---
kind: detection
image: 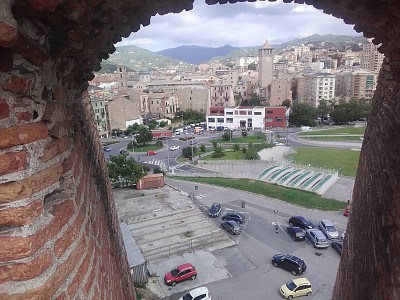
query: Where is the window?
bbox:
[208,118,215,122]
[254,112,262,115]
[226,118,233,123]
[266,110,273,114]
[275,117,283,122]
[226,111,233,115]
[217,118,224,123]
[266,118,273,122]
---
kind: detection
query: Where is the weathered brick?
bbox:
[49,121,72,138]
[40,138,70,162]
[16,111,32,121]
[0,234,87,300]
[0,199,74,262]
[25,0,62,12]
[0,199,43,226]
[0,122,48,150]
[62,149,77,173]
[1,75,31,95]
[54,292,67,300]
[0,100,10,119]
[68,238,95,296]
[0,250,52,284]
[0,22,18,47]
[0,151,27,176]
[15,34,47,67]
[0,163,63,204]
[54,201,86,257]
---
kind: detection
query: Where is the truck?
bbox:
[152,130,173,140]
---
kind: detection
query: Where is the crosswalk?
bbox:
[143,159,164,166]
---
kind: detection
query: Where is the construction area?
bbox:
[113,186,236,298]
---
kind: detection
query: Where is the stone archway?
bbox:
[0,0,399,299]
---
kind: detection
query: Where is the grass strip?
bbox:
[171,177,346,211]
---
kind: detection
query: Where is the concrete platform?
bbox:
[113,186,236,298]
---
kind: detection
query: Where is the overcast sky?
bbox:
[116,0,362,52]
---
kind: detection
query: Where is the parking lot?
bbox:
[114,182,347,299]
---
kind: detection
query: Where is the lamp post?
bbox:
[274,210,278,233]
[167,138,170,172]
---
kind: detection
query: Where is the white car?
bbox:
[179,287,211,300]
[319,219,339,240]
[274,142,285,146]
[170,145,181,151]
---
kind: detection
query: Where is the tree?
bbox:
[212,146,225,158]
[245,147,260,160]
[106,154,146,186]
[182,146,197,159]
[318,100,333,123]
[282,99,291,107]
[147,120,157,130]
[199,144,206,153]
[232,144,240,152]
[222,130,233,141]
[289,103,319,126]
[212,141,218,149]
[136,126,153,146]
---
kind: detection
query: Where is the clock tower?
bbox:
[258,40,274,101]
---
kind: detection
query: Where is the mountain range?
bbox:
[99,34,367,73]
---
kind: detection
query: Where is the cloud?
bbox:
[116,0,360,51]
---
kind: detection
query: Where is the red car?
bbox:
[164,263,197,286]
[147,150,157,156]
[343,205,352,217]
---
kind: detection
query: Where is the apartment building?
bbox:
[269,79,292,106]
[351,70,375,99]
[89,95,109,138]
[209,83,235,107]
[206,106,287,130]
[361,39,384,72]
[105,89,142,131]
[309,73,336,107]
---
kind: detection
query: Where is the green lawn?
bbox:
[131,144,163,153]
[172,177,346,211]
[200,150,246,160]
[210,136,266,144]
[288,148,360,177]
[298,126,366,136]
[305,136,364,141]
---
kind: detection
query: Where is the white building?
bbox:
[361,39,384,72]
[207,106,266,130]
[309,73,336,107]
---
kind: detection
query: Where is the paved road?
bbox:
[160,178,347,300]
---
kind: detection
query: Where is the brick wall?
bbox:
[0,0,400,299]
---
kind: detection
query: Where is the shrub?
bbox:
[155,140,163,147]
[200,144,206,152]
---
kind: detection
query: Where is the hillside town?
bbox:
[88,38,382,137]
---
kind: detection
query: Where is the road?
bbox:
[161,178,347,300]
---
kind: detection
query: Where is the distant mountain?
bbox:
[98,45,193,73]
[157,45,238,65]
[99,34,367,73]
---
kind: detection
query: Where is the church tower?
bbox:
[258,40,274,101]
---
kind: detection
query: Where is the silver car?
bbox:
[319,219,339,240]
[306,229,329,248]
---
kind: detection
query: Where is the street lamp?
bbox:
[274,210,278,234]
[167,138,170,172]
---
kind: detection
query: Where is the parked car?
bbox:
[306,229,329,248]
[272,254,307,275]
[164,263,197,286]
[221,212,245,224]
[287,226,306,241]
[147,150,157,156]
[208,203,222,217]
[189,140,197,145]
[331,241,343,256]
[274,142,285,146]
[280,277,312,299]
[170,145,181,151]
[119,149,129,155]
[343,205,352,217]
[179,286,211,300]
[221,220,242,235]
[289,216,314,230]
[103,146,111,152]
[319,219,339,240]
